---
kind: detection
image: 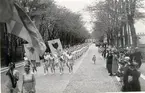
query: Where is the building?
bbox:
[137,32,145,62]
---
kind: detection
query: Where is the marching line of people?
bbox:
[4,44,89,93]
[99,44,143,92]
[42,45,89,75]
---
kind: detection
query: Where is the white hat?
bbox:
[125,56,130,60]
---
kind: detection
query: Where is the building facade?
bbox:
[137,32,145,62]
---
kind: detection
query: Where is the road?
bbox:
[1,44,145,93]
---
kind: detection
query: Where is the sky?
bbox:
[54,0,96,33]
[54,0,145,34]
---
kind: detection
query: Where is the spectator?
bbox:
[122,61,141,91]
[106,50,113,76]
[112,52,119,75]
[5,62,20,93]
[133,47,143,68]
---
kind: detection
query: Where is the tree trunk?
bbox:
[129,20,137,47]
[120,24,124,48]
[124,23,128,47]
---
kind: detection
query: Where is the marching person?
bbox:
[63,50,68,65]
[43,52,49,75]
[49,53,55,74]
[92,55,96,64]
[58,54,64,75]
[29,47,37,74]
[31,60,37,74]
[67,52,74,74]
[5,62,20,93]
[21,64,36,93]
[24,53,31,66]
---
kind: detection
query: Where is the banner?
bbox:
[48,39,63,55]
[24,44,40,62]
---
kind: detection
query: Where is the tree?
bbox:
[87,0,145,47]
[1,0,89,66]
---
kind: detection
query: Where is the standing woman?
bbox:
[106,50,113,76]
[21,64,36,93]
[5,62,20,93]
[112,52,119,75]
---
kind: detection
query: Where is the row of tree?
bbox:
[88,0,145,48]
[1,0,90,66]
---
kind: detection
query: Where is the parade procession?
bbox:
[0,0,145,93]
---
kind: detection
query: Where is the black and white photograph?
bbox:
[0,0,145,93]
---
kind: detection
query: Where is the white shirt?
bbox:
[44,54,50,60]
[24,57,28,61]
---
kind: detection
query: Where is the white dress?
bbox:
[22,72,36,93]
[67,55,74,66]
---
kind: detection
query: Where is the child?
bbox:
[92,55,96,64]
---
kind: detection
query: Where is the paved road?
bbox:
[1,44,145,93]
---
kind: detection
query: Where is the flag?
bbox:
[6,3,46,56]
[0,0,13,22]
[24,44,40,62]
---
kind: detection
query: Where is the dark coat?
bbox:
[122,67,141,91]
[106,53,113,73]
[107,53,113,64]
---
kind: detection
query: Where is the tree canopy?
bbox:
[1,0,90,66]
[87,0,145,47]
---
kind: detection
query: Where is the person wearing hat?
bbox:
[122,61,141,91]
[106,50,113,76]
[133,47,143,68]
[21,64,36,93]
[112,52,119,75]
[5,62,20,93]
